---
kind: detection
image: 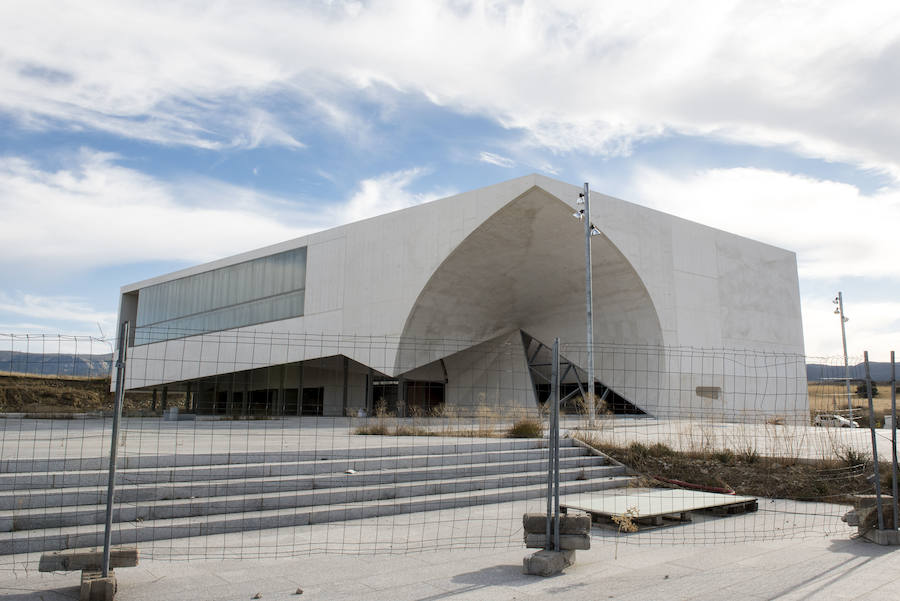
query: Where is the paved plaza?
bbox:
[0,415,891,463]
[3,512,898,601]
[2,417,898,600]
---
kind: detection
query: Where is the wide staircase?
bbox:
[1,437,634,555]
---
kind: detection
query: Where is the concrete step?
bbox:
[0,437,569,473]
[1,475,635,555]
[0,446,591,491]
[2,465,625,531]
[2,455,616,510]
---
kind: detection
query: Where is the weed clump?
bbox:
[712,449,735,465]
[648,443,675,457]
[507,417,544,439]
[354,423,391,435]
[837,445,870,468]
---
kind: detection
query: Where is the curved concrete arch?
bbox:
[397,185,664,374]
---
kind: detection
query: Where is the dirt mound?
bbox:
[0,373,113,413]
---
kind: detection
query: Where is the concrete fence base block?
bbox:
[80,569,116,601]
[523,550,575,577]
[863,529,900,546]
[524,533,591,550]
[522,512,591,535]
[844,495,899,544]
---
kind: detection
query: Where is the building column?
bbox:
[242,377,249,417]
[278,365,286,416]
[297,363,305,416]
[398,376,406,418]
[366,368,374,414]
[342,356,349,416]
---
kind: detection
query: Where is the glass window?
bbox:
[134,247,307,345]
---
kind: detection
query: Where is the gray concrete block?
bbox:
[863,529,900,545]
[523,549,575,576]
[80,569,116,601]
[524,533,591,550]
[522,512,591,535]
[39,547,138,572]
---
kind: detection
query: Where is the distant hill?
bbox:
[807,362,896,382]
[0,351,112,378]
[0,350,893,382]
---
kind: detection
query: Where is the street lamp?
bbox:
[833,292,852,421]
[573,183,602,427]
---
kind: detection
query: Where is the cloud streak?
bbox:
[479,152,516,168]
[1,1,899,176]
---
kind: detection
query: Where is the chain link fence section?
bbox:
[1,329,896,573]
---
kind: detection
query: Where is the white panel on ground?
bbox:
[562,488,757,519]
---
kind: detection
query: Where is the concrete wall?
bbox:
[118,174,808,422]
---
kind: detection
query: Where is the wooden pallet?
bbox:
[561,489,758,531]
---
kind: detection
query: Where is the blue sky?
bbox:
[0,0,898,359]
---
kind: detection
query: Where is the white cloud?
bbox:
[1,2,899,174]
[629,166,900,280]
[0,150,322,268]
[0,292,116,326]
[802,297,900,360]
[340,168,454,222]
[479,151,515,168]
[0,150,448,270]
[0,292,117,352]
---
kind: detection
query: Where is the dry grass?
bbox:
[354,403,546,438]
[574,432,887,503]
[506,417,544,438]
[0,373,112,413]
[0,372,185,415]
[808,382,896,414]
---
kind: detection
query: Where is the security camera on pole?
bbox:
[573,183,601,427]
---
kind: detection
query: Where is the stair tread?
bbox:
[6,465,625,520]
[1,455,607,498]
[0,446,587,485]
[1,475,636,542]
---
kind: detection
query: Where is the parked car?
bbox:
[814,414,859,428]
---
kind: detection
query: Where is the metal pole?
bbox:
[553,338,561,552]
[545,337,559,550]
[102,321,129,578]
[864,351,885,530]
[583,183,596,428]
[837,292,852,422]
[891,350,898,531]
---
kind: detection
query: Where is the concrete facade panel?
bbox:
[117,174,808,422]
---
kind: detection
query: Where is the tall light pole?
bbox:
[834,292,852,421]
[574,183,601,427]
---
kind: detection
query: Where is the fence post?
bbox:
[891,350,898,531]
[545,338,560,550]
[552,338,560,553]
[864,351,885,531]
[102,321,129,578]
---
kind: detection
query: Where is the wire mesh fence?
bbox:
[1,329,897,575]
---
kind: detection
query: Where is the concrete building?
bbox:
[115,174,808,421]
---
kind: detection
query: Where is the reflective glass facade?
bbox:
[135,247,307,344]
